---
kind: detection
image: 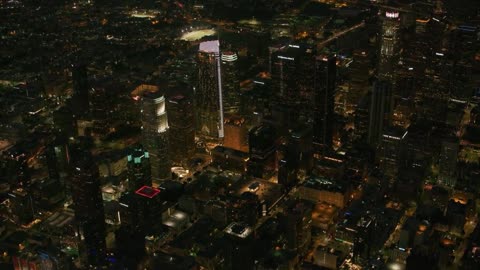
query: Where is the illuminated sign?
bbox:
[278,56,295,61]
[385,12,399,19]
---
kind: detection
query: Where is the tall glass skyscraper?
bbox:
[141,91,171,181]
[368,80,394,145]
[313,55,336,149]
[127,145,151,192]
[70,62,90,116]
[378,11,401,80]
[167,95,195,165]
[70,147,106,267]
[195,40,224,139]
[221,51,240,114]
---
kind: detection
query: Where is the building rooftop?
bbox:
[303,176,347,193]
[135,186,161,199]
[224,222,253,239]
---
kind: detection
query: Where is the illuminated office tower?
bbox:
[438,137,459,188]
[221,51,240,113]
[313,55,336,149]
[141,91,171,181]
[70,148,106,267]
[195,40,224,139]
[377,127,407,182]
[368,80,394,145]
[223,115,248,152]
[167,95,195,165]
[70,62,90,116]
[378,11,401,80]
[127,146,151,193]
[270,44,316,131]
[271,44,316,102]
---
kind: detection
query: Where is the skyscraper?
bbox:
[223,222,255,270]
[134,185,163,232]
[141,91,171,181]
[127,146,151,193]
[8,188,34,225]
[70,62,90,116]
[195,40,224,139]
[284,200,312,255]
[271,44,316,102]
[223,115,248,152]
[438,137,459,187]
[378,11,401,80]
[45,144,60,180]
[378,127,407,183]
[269,44,316,131]
[313,55,336,149]
[70,148,106,267]
[247,124,277,179]
[221,51,240,114]
[167,95,195,165]
[368,80,394,145]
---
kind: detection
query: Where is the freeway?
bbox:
[317,21,366,49]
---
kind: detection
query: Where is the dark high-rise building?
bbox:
[378,11,401,80]
[368,80,394,145]
[354,93,371,141]
[240,74,273,125]
[378,127,407,182]
[115,225,145,269]
[127,146,151,193]
[278,125,313,187]
[283,200,312,255]
[271,44,316,102]
[352,216,376,264]
[141,91,171,181]
[270,44,316,130]
[70,63,90,116]
[45,144,60,180]
[53,106,76,138]
[278,158,296,188]
[223,222,255,270]
[117,192,147,269]
[221,51,240,114]
[195,40,224,139]
[8,188,34,225]
[89,84,114,134]
[313,55,336,149]
[70,148,106,267]
[134,185,163,232]
[247,124,276,179]
[167,95,195,165]
[438,137,459,188]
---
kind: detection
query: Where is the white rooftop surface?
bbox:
[180,29,216,41]
[199,40,220,53]
[163,210,189,229]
